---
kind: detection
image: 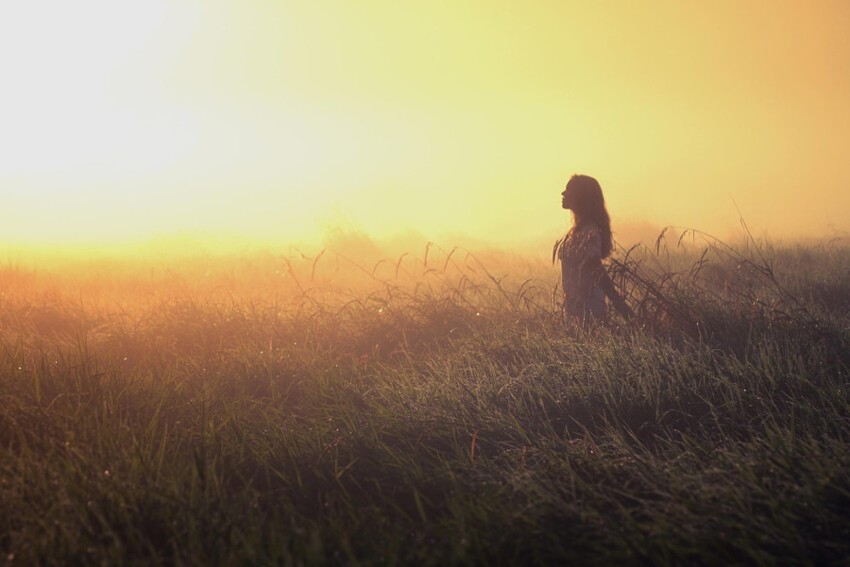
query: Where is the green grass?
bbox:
[1,241,849,565]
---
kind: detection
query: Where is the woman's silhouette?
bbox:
[556,174,632,322]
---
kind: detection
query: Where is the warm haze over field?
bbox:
[3,4,850,564]
[1,1,849,253]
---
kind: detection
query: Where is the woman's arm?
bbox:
[585,258,634,321]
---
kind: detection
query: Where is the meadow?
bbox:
[1,232,849,565]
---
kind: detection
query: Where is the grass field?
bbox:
[1,235,849,565]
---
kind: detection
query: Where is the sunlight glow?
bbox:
[1,1,849,251]
[0,1,191,175]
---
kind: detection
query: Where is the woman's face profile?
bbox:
[561,185,574,210]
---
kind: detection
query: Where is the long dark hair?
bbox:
[566,174,613,258]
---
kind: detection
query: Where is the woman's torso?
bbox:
[560,223,606,317]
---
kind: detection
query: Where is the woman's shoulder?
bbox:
[570,222,601,241]
[566,223,602,257]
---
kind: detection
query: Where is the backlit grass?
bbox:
[1,239,849,565]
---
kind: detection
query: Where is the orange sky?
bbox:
[1,1,849,252]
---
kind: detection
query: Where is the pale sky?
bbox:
[1,0,849,251]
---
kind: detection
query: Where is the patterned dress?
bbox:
[559,223,606,318]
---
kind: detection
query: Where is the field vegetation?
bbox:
[1,231,849,565]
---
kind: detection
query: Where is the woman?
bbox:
[556,174,631,322]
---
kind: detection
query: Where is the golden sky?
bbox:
[1,0,849,250]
